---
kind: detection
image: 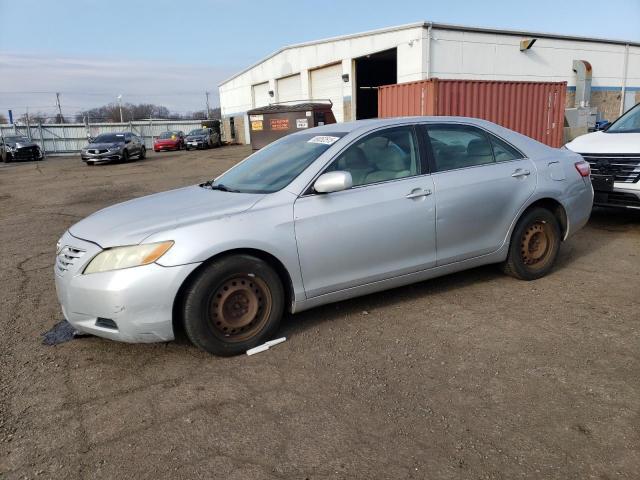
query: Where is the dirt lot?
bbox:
[0,146,639,479]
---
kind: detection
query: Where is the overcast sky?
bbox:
[1,0,639,119]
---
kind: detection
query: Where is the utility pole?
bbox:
[55,92,64,123]
[117,94,123,123]
[205,91,211,119]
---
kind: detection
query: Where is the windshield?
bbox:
[4,136,29,143]
[607,103,640,133]
[210,132,346,193]
[93,133,125,143]
[188,129,206,136]
[159,131,178,139]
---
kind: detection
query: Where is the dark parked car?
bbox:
[185,128,221,150]
[153,130,185,152]
[81,132,146,165]
[1,135,44,162]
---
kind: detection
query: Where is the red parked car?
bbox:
[153,131,185,152]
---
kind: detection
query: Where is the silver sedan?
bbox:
[55,117,594,355]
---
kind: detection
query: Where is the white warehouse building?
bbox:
[218,21,640,144]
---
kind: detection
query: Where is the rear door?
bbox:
[420,123,536,265]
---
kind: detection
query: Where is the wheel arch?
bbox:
[517,197,568,239]
[171,248,295,339]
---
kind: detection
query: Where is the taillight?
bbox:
[575,161,590,177]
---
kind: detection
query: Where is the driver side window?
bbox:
[325,127,420,187]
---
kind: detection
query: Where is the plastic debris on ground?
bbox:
[246,337,286,356]
[41,320,88,345]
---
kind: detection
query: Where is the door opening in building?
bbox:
[355,48,397,120]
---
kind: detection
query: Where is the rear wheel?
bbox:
[182,255,284,356]
[501,207,561,280]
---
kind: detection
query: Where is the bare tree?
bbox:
[76,102,181,122]
[18,112,47,124]
[50,113,67,124]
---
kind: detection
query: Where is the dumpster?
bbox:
[247,101,336,150]
[378,79,566,147]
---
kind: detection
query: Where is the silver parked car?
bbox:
[55,117,593,356]
[81,132,146,165]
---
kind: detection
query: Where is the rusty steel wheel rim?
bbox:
[209,275,272,342]
[520,221,554,269]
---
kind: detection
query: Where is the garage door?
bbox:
[310,63,344,122]
[276,74,302,104]
[252,82,270,108]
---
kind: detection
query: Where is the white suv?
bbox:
[565,103,640,210]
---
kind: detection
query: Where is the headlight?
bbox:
[109,146,122,152]
[5,145,14,152]
[84,241,174,274]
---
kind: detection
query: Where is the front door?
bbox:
[294,126,436,298]
[421,123,536,265]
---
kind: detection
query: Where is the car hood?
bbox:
[69,185,265,248]
[8,140,38,148]
[186,135,205,140]
[86,142,123,150]
[155,138,179,143]
[565,131,640,154]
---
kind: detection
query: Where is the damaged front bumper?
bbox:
[54,231,201,343]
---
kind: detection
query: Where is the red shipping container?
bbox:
[378,79,566,147]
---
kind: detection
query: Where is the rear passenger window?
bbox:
[326,127,420,187]
[489,135,523,162]
[426,125,494,172]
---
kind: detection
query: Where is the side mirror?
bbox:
[314,171,353,194]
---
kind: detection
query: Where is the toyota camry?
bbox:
[55,117,593,356]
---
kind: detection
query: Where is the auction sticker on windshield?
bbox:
[308,136,340,145]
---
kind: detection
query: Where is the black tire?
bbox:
[501,207,561,280]
[182,255,284,356]
[2,152,10,163]
[121,149,129,162]
[139,146,146,159]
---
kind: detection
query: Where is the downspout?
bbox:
[619,43,629,116]
[425,22,432,80]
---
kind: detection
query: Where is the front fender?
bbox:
[144,191,306,302]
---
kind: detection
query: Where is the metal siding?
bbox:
[378,79,567,147]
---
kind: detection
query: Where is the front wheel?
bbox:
[121,149,129,162]
[501,207,561,280]
[182,255,285,356]
[139,146,146,159]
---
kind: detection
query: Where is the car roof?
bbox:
[306,116,500,135]
[300,115,551,157]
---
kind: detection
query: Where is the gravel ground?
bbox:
[0,146,639,479]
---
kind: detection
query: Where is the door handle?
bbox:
[405,188,432,199]
[511,169,531,178]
